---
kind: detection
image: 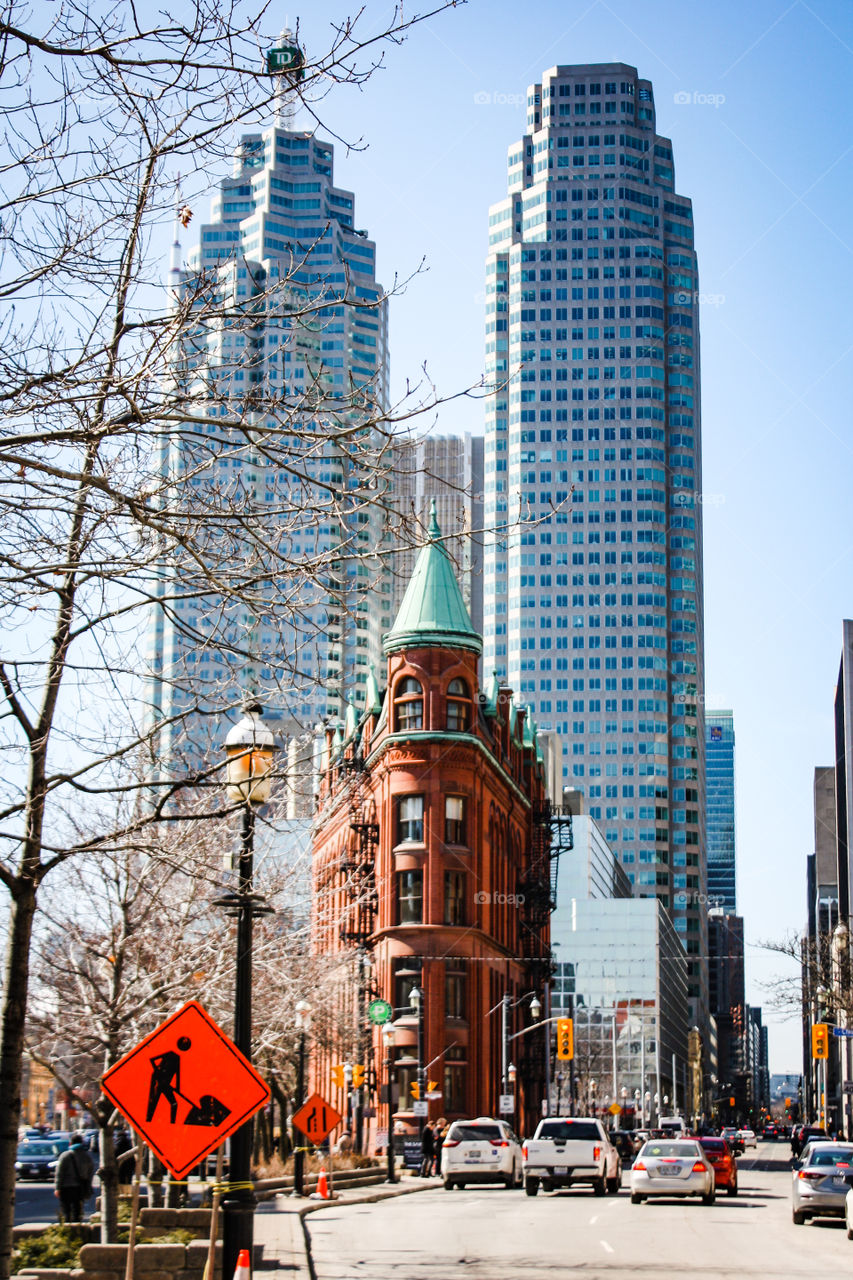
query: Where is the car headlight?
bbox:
[48,1161,58,1170]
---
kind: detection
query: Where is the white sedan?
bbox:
[738,1128,757,1149]
[630,1139,715,1205]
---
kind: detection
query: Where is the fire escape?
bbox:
[517,802,573,1104]
[337,748,379,947]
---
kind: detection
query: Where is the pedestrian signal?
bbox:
[411,1082,419,1099]
[812,1023,829,1059]
[330,1065,346,1089]
[556,1018,574,1061]
[351,1064,366,1088]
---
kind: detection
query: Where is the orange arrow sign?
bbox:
[101,1001,270,1180]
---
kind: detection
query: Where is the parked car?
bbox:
[441,1118,522,1190]
[698,1137,738,1195]
[630,1138,715,1205]
[522,1117,621,1197]
[15,1140,63,1181]
[792,1142,853,1225]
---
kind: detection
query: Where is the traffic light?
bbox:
[410,1082,420,1099]
[331,1064,346,1089]
[729,1096,735,1107]
[351,1063,366,1089]
[556,1017,574,1061]
[812,1023,829,1059]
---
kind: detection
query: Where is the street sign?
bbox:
[833,1027,853,1038]
[101,1001,270,1181]
[413,1099,429,1117]
[368,999,393,1025]
[499,1093,515,1115]
[844,1082,853,1094]
[292,1092,343,1146]
[425,1091,442,1101]
[608,1103,622,1116]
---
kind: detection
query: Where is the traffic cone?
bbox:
[232,1248,251,1280]
[316,1167,330,1199]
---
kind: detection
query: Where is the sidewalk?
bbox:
[254,1175,436,1276]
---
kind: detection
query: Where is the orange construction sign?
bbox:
[101,1001,270,1180]
[292,1092,342,1146]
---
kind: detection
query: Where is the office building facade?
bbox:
[705,710,736,912]
[148,123,389,766]
[482,62,706,1016]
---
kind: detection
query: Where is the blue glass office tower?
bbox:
[483,63,707,1017]
[148,124,389,766]
[706,710,736,913]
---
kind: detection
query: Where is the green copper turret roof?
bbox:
[383,502,482,656]
[363,664,383,717]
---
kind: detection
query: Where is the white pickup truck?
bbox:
[522,1117,622,1197]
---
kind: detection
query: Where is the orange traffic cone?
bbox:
[233,1249,251,1280]
[316,1167,330,1199]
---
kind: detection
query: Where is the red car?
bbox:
[698,1136,738,1195]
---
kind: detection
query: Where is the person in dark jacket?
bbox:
[419,1122,435,1178]
[433,1119,447,1177]
[54,1133,95,1223]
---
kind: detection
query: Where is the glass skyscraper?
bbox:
[483,62,706,1015]
[148,123,390,765]
[706,710,736,913]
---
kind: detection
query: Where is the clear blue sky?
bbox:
[291,0,853,1072]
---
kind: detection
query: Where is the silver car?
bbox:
[630,1139,715,1205]
[792,1143,853,1225]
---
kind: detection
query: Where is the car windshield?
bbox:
[538,1121,600,1142]
[700,1139,726,1152]
[450,1124,503,1143]
[17,1142,57,1157]
[807,1147,853,1167]
[641,1141,700,1158]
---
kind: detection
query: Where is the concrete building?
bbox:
[708,910,749,1122]
[311,507,551,1143]
[391,433,484,635]
[551,815,689,1124]
[147,122,389,766]
[481,61,707,1025]
[834,621,853,919]
[705,711,736,913]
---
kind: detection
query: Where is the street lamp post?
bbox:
[498,991,541,1113]
[293,1000,312,1197]
[219,702,275,1280]
[410,986,424,1138]
[383,1024,397,1184]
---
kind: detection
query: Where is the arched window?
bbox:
[446,677,470,732]
[394,676,423,731]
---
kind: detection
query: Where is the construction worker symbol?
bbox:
[146,1036,231,1127]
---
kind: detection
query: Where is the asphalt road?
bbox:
[305,1142,853,1279]
[14,1181,97,1226]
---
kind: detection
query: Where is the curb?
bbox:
[255,1180,435,1278]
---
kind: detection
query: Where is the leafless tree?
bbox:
[0,1,465,1272]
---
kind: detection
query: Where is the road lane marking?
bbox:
[600,1240,614,1254]
[589,1214,599,1224]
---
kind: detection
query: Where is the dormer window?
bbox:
[395,676,423,731]
[446,678,470,732]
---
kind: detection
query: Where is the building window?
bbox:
[446,677,470,731]
[444,795,466,845]
[394,1045,418,1106]
[393,958,421,1013]
[394,676,423,730]
[444,1044,467,1112]
[397,795,424,844]
[396,869,423,924]
[444,871,466,925]
[445,960,467,1017]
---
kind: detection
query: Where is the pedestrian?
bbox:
[419,1121,435,1178]
[433,1119,447,1177]
[54,1133,95,1224]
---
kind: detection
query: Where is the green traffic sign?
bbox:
[368,999,392,1025]
[266,45,305,78]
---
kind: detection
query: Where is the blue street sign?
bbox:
[832,1027,853,1038]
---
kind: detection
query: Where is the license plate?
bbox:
[465,1152,481,1161]
[657,1165,680,1176]
[833,1176,848,1187]
[554,1165,568,1175]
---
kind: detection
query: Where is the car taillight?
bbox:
[495,1141,509,1147]
[443,1140,460,1148]
[692,1162,706,1173]
[633,1161,646,1171]
[593,1146,600,1160]
[798,1170,823,1180]
[522,1144,528,1159]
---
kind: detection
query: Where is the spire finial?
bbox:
[428,498,440,540]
